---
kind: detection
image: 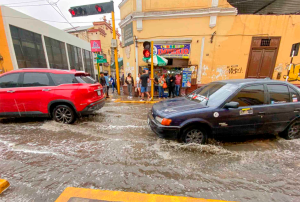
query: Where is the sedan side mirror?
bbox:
[224,101,239,109]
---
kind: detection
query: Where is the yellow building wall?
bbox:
[142,0,231,12]
[0,7,14,74]
[129,14,300,84]
[120,0,136,20]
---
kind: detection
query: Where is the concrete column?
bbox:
[65,43,71,70]
[41,35,50,69]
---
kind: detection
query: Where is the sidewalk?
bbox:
[106,89,161,104]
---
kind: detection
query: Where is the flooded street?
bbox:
[1,101,300,202]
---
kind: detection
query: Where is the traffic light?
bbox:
[68,2,114,17]
[143,41,151,59]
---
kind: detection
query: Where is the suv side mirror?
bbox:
[224,101,239,109]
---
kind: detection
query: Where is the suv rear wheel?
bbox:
[182,126,207,144]
[280,121,300,140]
[53,105,76,124]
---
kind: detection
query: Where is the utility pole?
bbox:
[111,11,120,95]
[151,41,154,101]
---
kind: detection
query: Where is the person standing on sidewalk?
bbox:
[175,73,182,96]
[125,73,134,99]
[136,73,141,97]
[100,72,107,95]
[168,74,176,98]
[110,75,115,94]
[158,74,166,99]
[139,70,151,101]
[104,73,110,98]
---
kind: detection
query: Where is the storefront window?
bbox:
[83,50,95,78]
[44,36,68,70]
[67,44,83,71]
[10,25,47,68]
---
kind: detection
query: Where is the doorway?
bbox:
[246,37,281,79]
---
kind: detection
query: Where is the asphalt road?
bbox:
[0,100,300,202]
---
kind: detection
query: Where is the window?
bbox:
[67,44,83,71]
[187,83,239,107]
[10,25,47,68]
[289,87,300,103]
[83,50,95,78]
[23,73,50,87]
[50,74,77,85]
[76,75,95,84]
[44,36,68,70]
[231,85,265,106]
[0,73,20,88]
[268,85,290,104]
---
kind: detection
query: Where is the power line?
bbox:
[1,0,45,6]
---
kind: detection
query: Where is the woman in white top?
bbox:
[136,73,141,97]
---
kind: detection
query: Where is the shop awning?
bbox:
[143,55,168,66]
[111,58,123,69]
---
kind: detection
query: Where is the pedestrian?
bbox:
[125,73,134,99]
[139,70,151,101]
[136,73,141,97]
[175,73,182,96]
[154,73,159,96]
[100,72,106,95]
[110,75,115,93]
[158,74,166,99]
[168,74,176,98]
[104,73,110,98]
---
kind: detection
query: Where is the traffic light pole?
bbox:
[151,41,154,101]
[112,11,120,95]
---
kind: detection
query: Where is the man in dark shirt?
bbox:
[100,72,107,96]
[168,74,176,98]
[139,70,151,101]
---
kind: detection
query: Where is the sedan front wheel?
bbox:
[182,126,207,144]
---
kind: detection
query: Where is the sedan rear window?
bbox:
[187,83,238,107]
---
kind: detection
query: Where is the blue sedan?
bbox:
[148,79,300,144]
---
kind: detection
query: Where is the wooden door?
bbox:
[246,37,280,79]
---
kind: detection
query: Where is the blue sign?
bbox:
[182,70,192,88]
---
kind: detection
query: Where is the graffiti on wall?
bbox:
[273,63,300,82]
[202,64,243,82]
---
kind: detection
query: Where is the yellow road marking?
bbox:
[0,179,10,194]
[55,188,233,202]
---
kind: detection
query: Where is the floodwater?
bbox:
[0,101,300,202]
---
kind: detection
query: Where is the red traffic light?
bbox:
[143,50,151,58]
[69,9,76,16]
[95,5,102,12]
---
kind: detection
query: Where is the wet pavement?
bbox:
[0,100,300,202]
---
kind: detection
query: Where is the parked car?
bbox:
[148,79,300,144]
[0,69,105,124]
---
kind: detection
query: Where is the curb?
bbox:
[114,99,159,104]
[55,187,232,202]
[0,179,10,194]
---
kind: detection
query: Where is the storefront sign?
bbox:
[90,40,101,52]
[153,44,190,59]
[182,69,192,87]
[123,22,134,47]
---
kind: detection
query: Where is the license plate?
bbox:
[97,91,101,96]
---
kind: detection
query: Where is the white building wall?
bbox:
[1,6,91,70]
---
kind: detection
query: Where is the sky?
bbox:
[0,0,123,30]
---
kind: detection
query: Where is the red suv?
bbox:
[0,69,105,124]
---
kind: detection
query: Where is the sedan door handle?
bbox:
[258,112,265,115]
[42,89,51,92]
[7,90,15,93]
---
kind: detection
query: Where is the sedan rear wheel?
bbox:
[53,105,76,124]
[183,126,207,144]
[282,121,300,140]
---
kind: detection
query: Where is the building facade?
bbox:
[0,6,95,77]
[66,16,123,76]
[119,0,300,93]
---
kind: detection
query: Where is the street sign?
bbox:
[69,1,114,17]
[96,54,104,59]
[91,40,101,52]
[97,59,107,63]
[290,43,300,57]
